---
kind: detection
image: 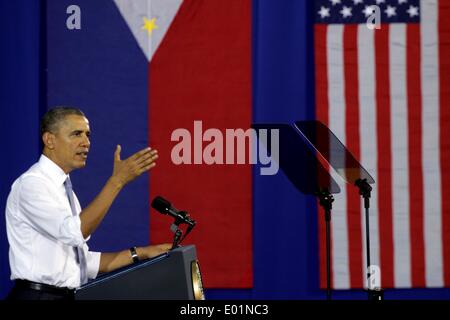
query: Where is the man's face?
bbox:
[46,115,91,174]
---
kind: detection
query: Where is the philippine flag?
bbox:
[46,0,252,288]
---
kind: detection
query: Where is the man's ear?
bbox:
[42,132,55,150]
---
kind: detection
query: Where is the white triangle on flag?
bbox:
[113,0,183,62]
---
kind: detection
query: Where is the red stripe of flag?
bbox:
[314,24,332,289]
[374,25,394,288]
[149,0,253,287]
[406,23,425,287]
[438,0,450,286]
[343,24,363,288]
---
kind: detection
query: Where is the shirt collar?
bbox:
[38,154,70,187]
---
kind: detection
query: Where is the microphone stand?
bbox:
[354,178,383,300]
[315,188,334,301]
[170,220,183,249]
[169,212,196,249]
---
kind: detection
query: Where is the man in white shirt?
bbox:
[5,107,171,300]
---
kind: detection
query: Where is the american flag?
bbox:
[314,0,450,289]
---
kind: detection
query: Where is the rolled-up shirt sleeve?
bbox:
[18,175,86,247]
[86,248,101,280]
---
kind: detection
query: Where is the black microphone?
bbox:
[151,196,196,227]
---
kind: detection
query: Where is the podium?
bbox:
[75,245,204,300]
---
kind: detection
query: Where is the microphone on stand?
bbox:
[151,196,197,249]
[151,196,196,227]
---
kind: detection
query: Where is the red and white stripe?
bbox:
[315,0,450,289]
[327,24,351,289]
[422,0,443,287]
[358,24,381,289]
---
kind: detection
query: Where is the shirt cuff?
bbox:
[86,251,101,280]
[59,215,87,247]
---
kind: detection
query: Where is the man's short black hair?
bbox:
[40,107,85,137]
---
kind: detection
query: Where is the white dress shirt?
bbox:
[6,155,101,288]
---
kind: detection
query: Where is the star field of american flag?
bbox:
[315,0,420,24]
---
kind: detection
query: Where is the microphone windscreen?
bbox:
[151,196,171,214]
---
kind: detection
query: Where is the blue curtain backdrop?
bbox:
[0,0,44,297]
[1,0,450,300]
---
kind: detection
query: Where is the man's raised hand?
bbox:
[111,145,158,187]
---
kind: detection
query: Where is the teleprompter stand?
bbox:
[295,120,382,300]
[252,123,341,300]
[316,189,334,300]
